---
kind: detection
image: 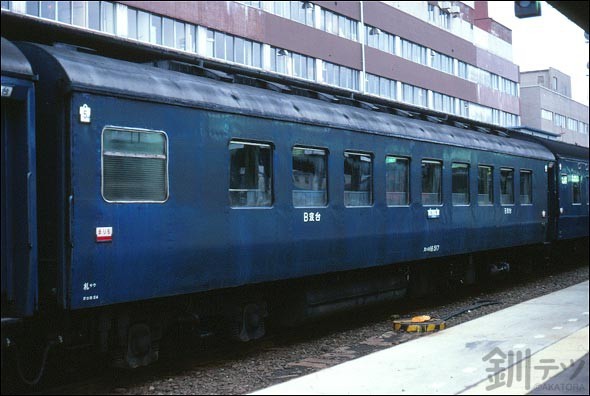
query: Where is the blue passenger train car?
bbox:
[1,37,587,377]
[17,41,555,309]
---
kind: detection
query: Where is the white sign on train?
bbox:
[96,226,112,242]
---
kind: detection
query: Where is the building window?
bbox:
[319,8,358,41]
[402,83,427,107]
[292,147,328,207]
[567,118,578,131]
[552,76,558,91]
[175,21,186,51]
[457,61,467,79]
[431,50,453,74]
[207,29,262,68]
[102,127,168,203]
[71,1,86,27]
[162,17,174,47]
[365,74,396,100]
[520,170,532,205]
[401,39,427,65]
[289,1,314,26]
[254,1,314,27]
[229,141,273,207]
[554,113,566,128]
[452,163,470,205]
[433,91,455,114]
[541,109,553,121]
[422,160,442,205]
[270,47,315,80]
[478,165,493,205]
[294,51,311,78]
[57,1,71,23]
[428,4,450,29]
[500,168,515,205]
[40,1,56,19]
[386,156,410,206]
[344,152,373,207]
[87,1,100,30]
[322,61,359,90]
[491,74,500,90]
[126,7,137,39]
[270,46,287,74]
[149,14,162,44]
[459,99,469,118]
[365,25,395,54]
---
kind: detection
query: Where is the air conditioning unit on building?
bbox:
[439,1,452,11]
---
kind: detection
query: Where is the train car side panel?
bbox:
[1,38,38,318]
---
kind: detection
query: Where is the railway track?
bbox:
[3,259,588,395]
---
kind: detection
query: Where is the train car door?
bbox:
[1,37,38,318]
[546,161,557,242]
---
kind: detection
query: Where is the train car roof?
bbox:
[509,131,589,163]
[1,37,34,80]
[19,41,555,162]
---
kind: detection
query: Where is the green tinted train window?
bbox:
[422,160,442,205]
[292,147,327,207]
[478,165,493,205]
[500,168,515,205]
[344,152,373,207]
[452,163,470,205]
[520,170,532,204]
[386,156,410,206]
[229,141,273,207]
[102,127,168,202]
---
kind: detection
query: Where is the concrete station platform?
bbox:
[252,281,589,395]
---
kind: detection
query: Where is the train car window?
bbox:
[102,127,168,203]
[500,168,515,205]
[421,160,442,205]
[386,156,410,206]
[452,163,470,205]
[292,147,328,208]
[229,141,273,207]
[520,170,533,205]
[344,152,373,207]
[478,165,494,205]
[572,175,581,205]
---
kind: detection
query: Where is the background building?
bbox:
[520,67,589,147]
[2,1,521,127]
